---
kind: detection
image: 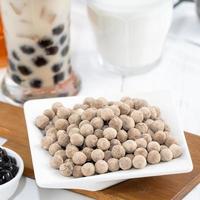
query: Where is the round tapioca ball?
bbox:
[70,133,84,147]
[120,115,135,131]
[135,138,147,148]
[135,123,148,134]
[104,150,112,161]
[131,110,144,123]
[128,128,141,140]
[66,144,79,158]
[134,148,148,158]
[126,154,134,160]
[50,155,63,169]
[147,141,160,152]
[100,108,114,121]
[35,115,49,129]
[81,108,97,121]
[153,131,166,144]
[72,152,87,165]
[94,129,104,138]
[57,107,72,119]
[83,97,95,107]
[73,103,83,110]
[118,103,131,115]
[91,117,104,129]
[55,119,69,130]
[43,109,55,120]
[52,116,59,125]
[59,161,74,177]
[44,123,54,132]
[160,148,173,161]
[150,120,165,132]
[49,142,62,156]
[56,130,66,138]
[169,144,183,158]
[139,107,151,120]
[109,116,123,131]
[96,109,102,117]
[82,147,93,161]
[68,127,80,137]
[80,124,94,137]
[147,150,161,164]
[103,127,117,140]
[79,120,90,128]
[68,113,81,125]
[67,124,78,133]
[46,128,57,142]
[94,97,108,108]
[72,108,84,117]
[52,102,63,113]
[160,145,168,151]
[91,149,104,162]
[73,166,83,178]
[85,135,98,148]
[81,163,95,177]
[116,130,127,143]
[95,160,108,174]
[122,140,137,153]
[165,135,178,147]
[107,158,119,172]
[132,155,147,169]
[143,134,152,144]
[109,105,120,116]
[121,97,134,108]
[147,129,154,137]
[145,119,154,128]
[58,132,70,147]
[110,139,121,150]
[111,144,125,159]
[149,106,159,120]
[97,138,110,151]
[133,99,148,110]
[41,136,54,150]
[119,157,132,170]
[55,150,67,160]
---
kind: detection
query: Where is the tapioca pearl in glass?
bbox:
[11,74,22,84]
[20,45,35,55]
[9,59,16,71]
[61,45,69,57]
[60,34,67,45]
[53,72,65,84]
[52,63,63,73]
[30,79,43,88]
[52,24,65,35]
[33,56,48,67]
[45,46,59,55]
[18,65,32,76]
[38,37,54,48]
[12,51,20,61]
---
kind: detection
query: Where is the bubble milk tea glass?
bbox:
[87,0,173,75]
[0,0,80,103]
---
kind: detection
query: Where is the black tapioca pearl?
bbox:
[20,45,35,54]
[18,65,32,76]
[68,65,72,74]
[60,34,67,45]
[52,24,64,35]
[38,38,53,48]
[52,63,63,73]
[11,74,22,84]
[9,59,16,71]
[53,72,65,84]
[30,79,42,88]
[33,56,48,67]
[61,45,69,57]
[12,51,20,61]
[45,46,58,55]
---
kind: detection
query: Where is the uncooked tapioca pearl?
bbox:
[81,163,95,177]
[119,157,132,170]
[145,119,154,128]
[70,133,84,147]
[94,129,104,138]
[100,108,114,121]
[83,97,95,107]
[82,147,93,161]
[147,129,154,137]
[50,155,63,169]
[131,110,144,123]
[149,106,159,120]
[109,117,123,131]
[143,134,152,143]
[68,127,80,137]
[118,103,131,115]
[103,128,117,140]
[49,142,62,156]
[110,139,121,150]
[107,158,119,172]
[81,108,97,121]
[57,107,72,119]
[122,140,137,153]
[153,131,166,144]
[150,120,165,132]
[46,128,57,141]
[136,138,147,148]
[79,120,90,128]
[134,148,148,158]
[72,152,87,165]
[109,105,120,116]
[160,145,168,151]
[55,150,67,160]
[126,154,134,160]
[58,132,70,147]
[117,130,128,143]
[97,138,110,151]
[73,166,83,178]
[56,130,66,138]
[147,141,160,152]
[44,124,54,132]
[111,145,125,159]
[133,99,148,110]
[104,150,112,161]
[132,155,147,169]
[160,148,173,161]
[41,136,54,150]
[67,124,78,133]
[66,144,79,158]
[139,107,151,120]
[43,109,55,120]
[52,116,59,125]
[35,115,49,129]
[90,117,104,129]
[94,97,108,108]
[147,150,161,164]
[165,136,177,147]
[121,97,134,108]
[55,119,69,130]
[135,123,148,134]
[68,113,81,125]
[80,124,94,137]
[95,160,108,174]
[73,103,89,110]
[91,149,105,162]
[120,115,135,130]
[128,128,141,140]
[169,144,183,158]
[74,109,85,116]
[85,135,98,148]
[59,162,74,177]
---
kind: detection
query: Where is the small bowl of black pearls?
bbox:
[0,147,24,200]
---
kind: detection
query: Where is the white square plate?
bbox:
[24,91,193,191]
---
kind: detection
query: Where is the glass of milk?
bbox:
[87,0,173,75]
[0,0,80,103]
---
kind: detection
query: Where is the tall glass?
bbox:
[0,0,80,103]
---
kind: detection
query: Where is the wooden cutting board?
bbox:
[0,102,200,200]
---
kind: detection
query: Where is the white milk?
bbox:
[88,0,173,74]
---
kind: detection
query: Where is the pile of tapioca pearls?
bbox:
[35,97,183,178]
